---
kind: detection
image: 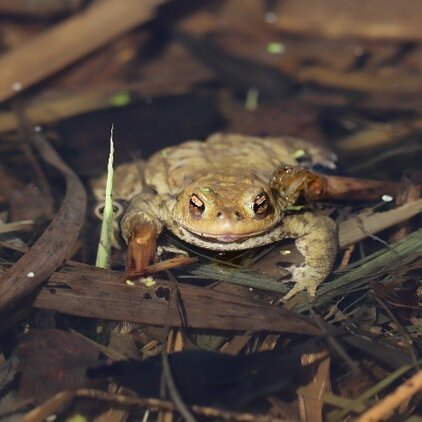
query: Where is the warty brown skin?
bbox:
[118,133,338,300]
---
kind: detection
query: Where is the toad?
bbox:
[112,133,339,300]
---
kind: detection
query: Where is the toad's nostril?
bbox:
[216,210,243,220]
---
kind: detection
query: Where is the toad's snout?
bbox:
[215,207,244,221]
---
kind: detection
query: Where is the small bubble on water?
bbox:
[12,82,22,92]
[382,194,394,202]
[265,12,278,23]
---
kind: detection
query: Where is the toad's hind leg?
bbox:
[281,212,337,301]
[120,191,164,274]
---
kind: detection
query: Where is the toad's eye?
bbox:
[253,192,269,215]
[189,193,205,218]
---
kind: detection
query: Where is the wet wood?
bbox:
[335,120,422,155]
[274,0,422,41]
[33,262,320,336]
[338,198,422,248]
[0,0,166,103]
[322,176,400,201]
[0,0,84,18]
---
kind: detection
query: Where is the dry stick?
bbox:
[0,0,166,103]
[357,369,422,422]
[0,132,86,311]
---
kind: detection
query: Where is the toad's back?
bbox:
[145,133,331,196]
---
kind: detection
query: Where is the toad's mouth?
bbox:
[179,224,270,243]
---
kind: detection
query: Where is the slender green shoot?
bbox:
[95,126,115,269]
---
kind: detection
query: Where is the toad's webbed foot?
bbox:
[121,191,164,274]
[281,212,337,301]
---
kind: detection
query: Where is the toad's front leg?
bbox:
[271,165,399,203]
[120,191,164,274]
[280,212,338,301]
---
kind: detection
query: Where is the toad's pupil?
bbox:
[254,193,269,214]
[190,194,205,215]
[256,196,266,206]
[191,195,203,207]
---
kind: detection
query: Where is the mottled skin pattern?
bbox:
[116,133,338,300]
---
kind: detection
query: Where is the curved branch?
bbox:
[0,133,86,311]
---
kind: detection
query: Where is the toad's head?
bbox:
[172,175,282,243]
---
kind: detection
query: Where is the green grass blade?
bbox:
[95,126,115,269]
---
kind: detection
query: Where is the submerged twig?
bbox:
[328,361,421,421]
[0,219,33,234]
[22,389,287,422]
[357,369,422,421]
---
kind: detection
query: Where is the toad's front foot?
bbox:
[270,165,327,206]
[126,221,158,274]
[281,212,338,301]
[121,191,164,275]
[271,165,400,203]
